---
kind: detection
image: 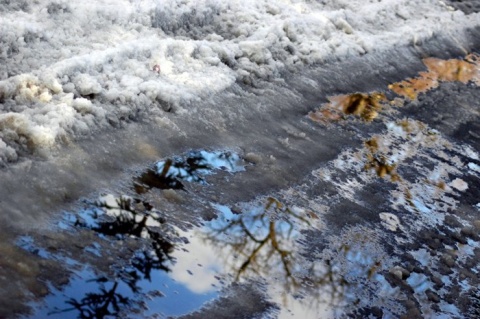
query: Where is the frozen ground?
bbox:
[0,1,480,319]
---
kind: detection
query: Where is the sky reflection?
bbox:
[24,193,218,319]
[134,150,246,194]
[170,198,403,318]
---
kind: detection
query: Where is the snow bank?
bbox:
[0,0,478,165]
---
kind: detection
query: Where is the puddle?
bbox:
[22,193,220,319]
[171,199,403,318]
[15,149,250,319]
[19,194,405,318]
[133,150,246,194]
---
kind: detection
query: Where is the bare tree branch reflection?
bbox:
[309,92,386,123]
[203,198,312,289]
[201,199,399,314]
[49,277,131,319]
[76,195,175,281]
[133,150,244,194]
[47,195,181,318]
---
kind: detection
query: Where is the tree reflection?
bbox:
[49,277,130,319]
[201,199,397,314]
[76,195,174,281]
[67,195,175,316]
[204,198,311,284]
[48,195,178,318]
[133,150,244,194]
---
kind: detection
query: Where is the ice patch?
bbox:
[410,248,433,267]
[379,212,402,232]
[407,272,431,293]
[468,162,480,173]
[98,193,121,208]
[450,178,468,191]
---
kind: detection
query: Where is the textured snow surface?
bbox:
[0,0,479,165]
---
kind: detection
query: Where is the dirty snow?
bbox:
[1,0,479,165]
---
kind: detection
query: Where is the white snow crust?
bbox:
[0,0,478,164]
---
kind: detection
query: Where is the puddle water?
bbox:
[171,199,403,318]
[22,193,219,319]
[133,150,246,194]
[18,194,405,318]
[18,150,248,319]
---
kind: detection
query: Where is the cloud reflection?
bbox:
[196,198,401,317]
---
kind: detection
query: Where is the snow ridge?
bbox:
[0,0,478,165]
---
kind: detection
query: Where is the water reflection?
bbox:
[309,54,480,126]
[388,53,480,99]
[18,150,247,318]
[30,260,216,319]
[204,198,312,283]
[197,199,400,317]
[74,195,175,284]
[24,193,219,319]
[309,92,386,123]
[133,150,245,194]
[48,275,132,319]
